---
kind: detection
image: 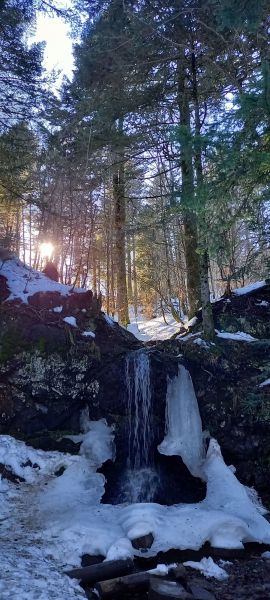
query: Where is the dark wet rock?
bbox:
[54,466,66,477]
[0,463,25,483]
[21,459,40,469]
[132,533,154,550]
[149,577,193,599]
[188,583,216,600]
[170,564,187,582]
[81,554,105,567]
[178,279,270,340]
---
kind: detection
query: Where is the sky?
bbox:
[33,10,75,84]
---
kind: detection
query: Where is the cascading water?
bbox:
[121,349,159,503]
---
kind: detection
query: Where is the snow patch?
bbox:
[216,330,257,342]
[82,330,95,338]
[127,314,181,342]
[259,379,270,388]
[183,557,229,580]
[232,280,266,296]
[52,305,63,313]
[63,316,77,327]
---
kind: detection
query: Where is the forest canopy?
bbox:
[0,0,269,337]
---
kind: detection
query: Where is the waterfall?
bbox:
[122,349,159,503]
[158,364,205,479]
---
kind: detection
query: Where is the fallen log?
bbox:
[65,558,134,585]
[94,570,151,598]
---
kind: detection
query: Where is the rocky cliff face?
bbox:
[154,281,270,502]
[1,257,270,503]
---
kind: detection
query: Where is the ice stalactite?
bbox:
[158,364,205,478]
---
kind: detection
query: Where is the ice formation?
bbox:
[158,364,205,478]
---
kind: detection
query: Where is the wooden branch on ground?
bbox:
[94,570,151,598]
[65,558,134,585]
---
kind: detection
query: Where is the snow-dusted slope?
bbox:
[127,315,181,341]
[0,257,85,303]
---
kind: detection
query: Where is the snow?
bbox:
[1,431,270,598]
[127,314,180,342]
[53,305,63,313]
[216,330,257,342]
[262,551,270,559]
[1,372,270,596]
[82,330,95,338]
[103,313,116,326]
[187,316,198,328]
[183,557,229,580]
[259,379,270,388]
[63,316,78,327]
[158,365,205,478]
[232,280,266,296]
[148,563,177,576]
[0,257,85,303]
[193,337,213,349]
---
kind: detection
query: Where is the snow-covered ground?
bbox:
[1,424,270,599]
[127,314,181,341]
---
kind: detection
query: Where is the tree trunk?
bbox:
[177,54,200,318]
[113,148,129,326]
[191,48,215,340]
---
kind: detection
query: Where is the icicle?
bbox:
[158,364,205,478]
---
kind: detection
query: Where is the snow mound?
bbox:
[0,257,85,304]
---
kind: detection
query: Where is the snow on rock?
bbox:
[79,418,115,467]
[148,563,177,576]
[202,439,270,547]
[193,337,213,349]
[262,551,270,559]
[259,379,270,388]
[0,257,85,304]
[216,330,257,342]
[158,365,205,478]
[52,305,63,313]
[82,330,95,338]
[232,280,266,296]
[63,316,78,327]
[183,557,229,580]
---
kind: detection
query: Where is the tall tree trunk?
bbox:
[113,148,129,325]
[191,48,215,340]
[177,55,200,318]
[132,233,138,318]
[127,234,133,301]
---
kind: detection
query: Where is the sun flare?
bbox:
[40,242,54,260]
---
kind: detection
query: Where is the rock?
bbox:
[0,463,25,483]
[132,533,154,550]
[170,564,187,582]
[81,554,105,567]
[149,577,193,599]
[0,274,10,302]
[188,583,216,600]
